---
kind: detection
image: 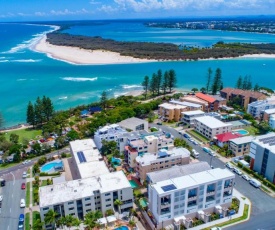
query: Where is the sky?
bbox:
[1,0,275,21]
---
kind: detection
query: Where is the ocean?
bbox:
[0,21,275,127]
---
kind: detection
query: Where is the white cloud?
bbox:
[90,0,101,4]
[98,5,118,13]
[35,12,47,16]
[50,8,89,16]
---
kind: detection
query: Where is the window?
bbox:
[85,203,91,207]
[105,193,110,196]
[68,201,74,205]
[188,188,197,198]
[105,199,111,202]
[106,204,111,207]
[85,197,91,201]
[43,207,49,211]
[86,209,91,212]
[69,207,74,210]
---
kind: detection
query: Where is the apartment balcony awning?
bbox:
[197,210,204,215]
[174,215,186,224]
[215,205,222,211]
[97,217,107,225]
[106,215,117,223]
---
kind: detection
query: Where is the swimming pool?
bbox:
[234,129,249,136]
[40,160,64,173]
[129,180,139,189]
[139,198,148,208]
[111,157,121,166]
[115,226,129,230]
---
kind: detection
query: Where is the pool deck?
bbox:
[127,175,142,187]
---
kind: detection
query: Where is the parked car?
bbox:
[233,168,243,175]
[225,162,234,170]
[191,149,199,158]
[242,174,251,181]
[157,122,162,125]
[183,133,190,139]
[192,140,198,145]
[18,220,24,230]
[250,179,261,188]
[20,199,25,208]
[21,183,26,190]
[211,227,222,230]
[19,214,24,222]
[0,195,3,202]
[22,172,27,178]
[203,147,211,153]
[209,151,216,157]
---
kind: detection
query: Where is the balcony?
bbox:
[188,196,197,202]
[206,191,215,196]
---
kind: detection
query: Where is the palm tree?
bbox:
[72,217,81,230]
[33,219,44,230]
[114,199,123,213]
[58,216,67,229]
[129,219,136,228]
[65,215,74,229]
[44,209,58,230]
[84,210,103,230]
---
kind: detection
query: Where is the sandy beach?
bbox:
[240,54,275,58]
[34,36,157,65]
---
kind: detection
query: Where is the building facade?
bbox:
[247,98,275,118]
[40,171,133,229]
[158,103,187,121]
[148,168,235,229]
[229,136,254,156]
[249,133,275,184]
[118,117,149,132]
[193,116,232,139]
[181,110,205,126]
[135,147,190,183]
[261,108,275,122]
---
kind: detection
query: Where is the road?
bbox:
[0,168,26,230]
[152,124,275,230]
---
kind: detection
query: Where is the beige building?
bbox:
[135,147,190,183]
[158,103,187,121]
[181,95,209,111]
[262,108,275,121]
[125,134,174,168]
[229,136,254,156]
[194,116,232,139]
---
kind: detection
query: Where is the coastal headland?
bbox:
[34,31,275,65]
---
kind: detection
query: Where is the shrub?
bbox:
[61,152,67,158]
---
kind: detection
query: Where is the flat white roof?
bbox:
[39,171,131,207]
[182,110,205,116]
[70,139,109,178]
[136,147,190,166]
[195,116,232,129]
[170,100,202,108]
[230,136,254,145]
[152,168,234,195]
[159,103,187,110]
[118,117,147,127]
[264,108,275,114]
[252,132,275,152]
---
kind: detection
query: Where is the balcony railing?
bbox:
[206,191,215,196]
[188,196,197,201]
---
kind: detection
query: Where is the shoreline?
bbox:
[34,36,157,65]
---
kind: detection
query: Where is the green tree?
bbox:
[236,76,243,89]
[34,97,44,126]
[141,75,150,99]
[114,199,123,213]
[9,133,19,144]
[84,211,102,230]
[129,219,136,228]
[258,121,272,134]
[246,75,252,90]
[42,96,54,121]
[191,88,198,93]
[206,67,212,92]
[33,218,44,230]
[167,69,177,93]
[72,217,81,230]
[101,140,117,155]
[254,83,260,91]
[66,129,80,141]
[26,101,35,128]
[200,87,206,93]
[161,71,169,95]
[211,68,222,95]
[44,209,58,230]
[149,73,158,96]
[148,111,155,123]
[65,215,74,229]
[100,91,108,110]
[156,69,162,95]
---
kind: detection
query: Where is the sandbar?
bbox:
[34,36,157,65]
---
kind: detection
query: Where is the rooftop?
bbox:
[135,147,190,166]
[152,168,234,195]
[95,124,127,136]
[195,92,216,103]
[195,116,232,129]
[253,132,275,151]
[182,110,205,116]
[147,162,211,184]
[159,103,187,110]
[215,132,241,143]
[170,99,202,108]
[118,117,147,128]
[181,96,208,105]
[39,171,131,207]
[264,108,275,115]
[230,135,254,145]
[221,87,266,99]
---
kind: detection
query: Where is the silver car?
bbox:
[242,174,250,181]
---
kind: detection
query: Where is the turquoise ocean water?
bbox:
[0,21,275,127]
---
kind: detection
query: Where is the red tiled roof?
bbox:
[195,92,216,103]
[216,132,241,143]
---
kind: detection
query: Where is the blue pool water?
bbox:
[235,129,249,135]
[115,226,129,230]
[111,157,122,166]
[40,160,64,173]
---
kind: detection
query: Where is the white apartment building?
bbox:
[148,168,235,229]
[94,124,127,150]
[125,134,174,168]
[40,171,133,230]
[269,114,275,129]
[247,97,275,118]
[135,147,190,183]
[181,110,205,126]
[194,116,232,139]
[118,117,149,132]
[70,139,109,179]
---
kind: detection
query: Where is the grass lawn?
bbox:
[41,180,48,187]
[244,126,259,135]
[32,211,41,226]
[187,130,209,143]
[26,182,31,208]
[25,213,30,230]
[203,204,249,230]
[5,128,42,143]
[0,162,19,170]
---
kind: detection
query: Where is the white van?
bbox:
[20,199,26,208]
[250,179,261,188]
[191,149,199,158]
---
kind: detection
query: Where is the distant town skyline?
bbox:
[1,0,275,22]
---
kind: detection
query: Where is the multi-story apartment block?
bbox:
[118,117,149,132]
[195,93,220,111]
[249,132,275,184]
[94,124,127,150]
[181,96,209,112]
[247,98,275,118]
[269,114,275,129]
[229,136,254,156]
[158,103,188,121]
[125,134,174,168]
[220,87,266,109]
[181,110,205,126]
[40,171,133,230]
[170,99,203,111]
[135,147,190,183]
[261,108,275,121]
[194,116,232,139]
[70,139,109,179]
[148,168,235,229]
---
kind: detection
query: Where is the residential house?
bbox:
[214,132,241,148]
[229,136,254,156]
